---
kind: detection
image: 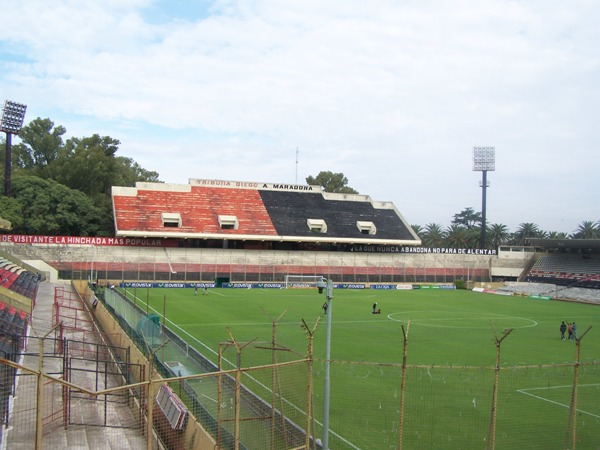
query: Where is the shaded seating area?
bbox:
[0,303,28,343]
[526,254,600,289]
[259,190,416,242]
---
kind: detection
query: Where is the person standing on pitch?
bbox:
[571,322,577,341]
[322,302,328,315]
[372,302,377,314]
[560,321,567,340]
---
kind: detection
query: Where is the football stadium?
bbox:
[1,178,599,449]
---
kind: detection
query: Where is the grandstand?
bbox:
[111,179,420,246]
[0,255,38,445]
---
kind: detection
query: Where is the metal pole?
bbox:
[480,170,487,249]
[4,132,11,196]
[322,278,333,449]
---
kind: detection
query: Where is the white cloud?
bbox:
[1,0,599,234]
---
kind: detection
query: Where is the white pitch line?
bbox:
[182,318,391,327]
[521,383,600,391]
[517,385,600,419]
[206,289,226,297]
[386,312,538,329]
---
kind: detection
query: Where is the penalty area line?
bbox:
[517,385,600,419]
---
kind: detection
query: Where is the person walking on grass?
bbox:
[560,321,567,340]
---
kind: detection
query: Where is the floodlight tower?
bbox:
[473,147,495,249]
[1,100,28,196]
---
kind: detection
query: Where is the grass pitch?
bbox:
[132,287,600,449]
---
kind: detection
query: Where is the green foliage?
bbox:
[305,170,358,193]
[573,220,600,239]
[13,117,66,174]
[113,156,160,186]
[411,224,423,237]
[452,207,482,230]
[454,279,467,289]
[445,224,478,248]
[512,222,545,245]
[9,175,105,236]
[0,195,22,230]
[422,223,445,247]
[488,222,510,248]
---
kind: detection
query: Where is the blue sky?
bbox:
[1,0,599,234]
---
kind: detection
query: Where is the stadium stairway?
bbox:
[4,281,148,450]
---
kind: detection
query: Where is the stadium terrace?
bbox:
[111,178,421,248]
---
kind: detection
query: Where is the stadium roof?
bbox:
[528,238,600,250]
[112,178,421,246]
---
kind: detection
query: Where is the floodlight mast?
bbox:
[1,100,28,196]
[473,147,495,249]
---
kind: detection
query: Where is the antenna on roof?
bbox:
[295,147,299,184]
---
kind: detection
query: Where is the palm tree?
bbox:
[573,220,599,239]
[511,223,544,245]
[423,223,446,247]
[547,231,569,239]
[487,223,510,249]
[411,224,423,239]
[445,224,472,248]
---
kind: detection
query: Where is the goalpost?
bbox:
[284,275,325,289]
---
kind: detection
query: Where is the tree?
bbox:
[547,231,569,239]
[9,175,105,236]
[445,224,477,248]
[411,224,423,239]
[451,207,482,230]
[422,223,445,247]
[512,222,544,245]
[488,223,510,249]
[0,195,23,231]
[50,134,121,199]
[13,117,66,174]
[305,171,358,194]
[113,157,160,186]
[572,220,599,239]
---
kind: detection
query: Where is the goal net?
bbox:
[284,275,325,289]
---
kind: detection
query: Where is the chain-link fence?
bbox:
[1,339,598,449]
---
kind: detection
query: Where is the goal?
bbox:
[284,275,325,289]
